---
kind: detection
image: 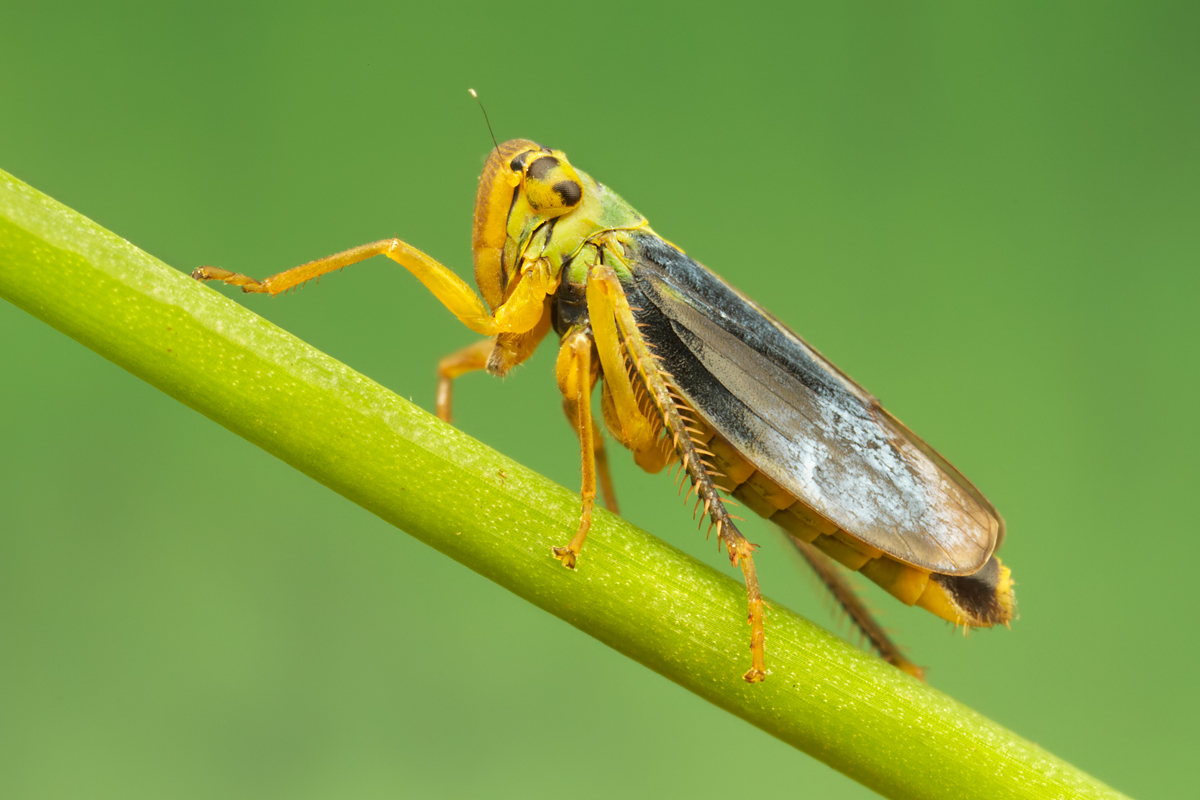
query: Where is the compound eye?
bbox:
[509,150,532,172]
[525,155,584,213]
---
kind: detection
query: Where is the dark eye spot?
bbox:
[509,151,531,171]
[553,179,582,206]
[528,156,560,181]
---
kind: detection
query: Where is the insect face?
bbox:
[519,151,584,215]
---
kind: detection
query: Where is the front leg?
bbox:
[194,238,555,338]
[435,339,493,422]
[438,301,554,422]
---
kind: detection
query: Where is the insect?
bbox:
[193,137,1014,682]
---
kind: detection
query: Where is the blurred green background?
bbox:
[2,2,1196,798]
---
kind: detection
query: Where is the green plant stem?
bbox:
[0,169,1128,800]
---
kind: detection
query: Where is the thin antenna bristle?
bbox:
[469,88,501,156]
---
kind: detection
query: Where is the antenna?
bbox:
[468,88,501,159]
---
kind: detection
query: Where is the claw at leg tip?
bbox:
[552,546,578,570]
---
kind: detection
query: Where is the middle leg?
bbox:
[552,327,600,569]
[562,388,621,515]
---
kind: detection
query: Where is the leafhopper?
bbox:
[194,138,1014,681]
